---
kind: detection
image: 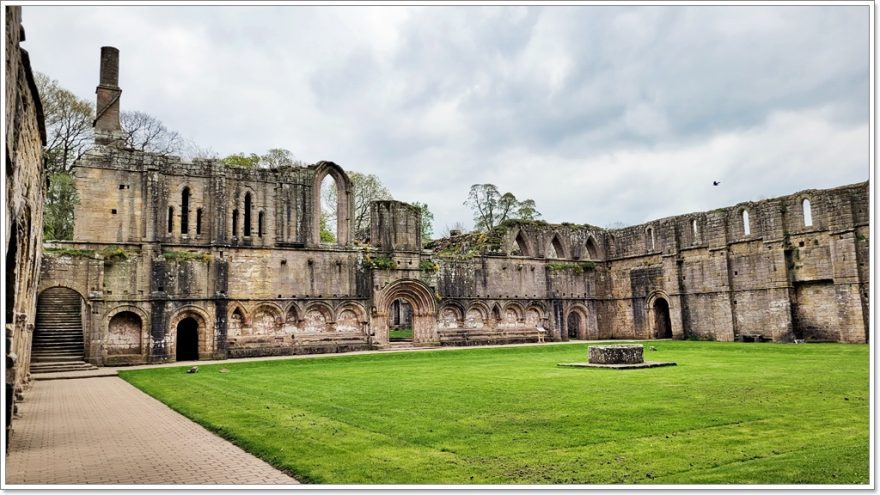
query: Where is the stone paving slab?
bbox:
[5,377,298,485]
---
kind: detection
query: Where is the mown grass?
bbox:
[119,341,869,485]
[389,328,413,340]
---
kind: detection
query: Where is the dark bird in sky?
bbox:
[713,181,721,186]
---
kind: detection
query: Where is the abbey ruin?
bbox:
[33,47,870,369]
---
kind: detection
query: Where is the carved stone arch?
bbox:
[646,291,673,339]
[168,305,213,361]
[36,286,90,358]
[336,302,367,321]
[38,284,88,305]
[565,304,592,340]
[499,301,524,328]
[524,304,545,330]
[283,302,302,324]
[584,235,600,261]
[438,302,465,329]
[227,302,249,322]
[466,301,491,321]
[104,305,149,357]
[511,229,533,257]
[463,302,489,330]
[548,233,567,259]
[303,301,335,333]
[373,279,437,343]
[227,303,248,338]
[311,161,354,246]
[335,302,367,334]
[491,303,503,322]
[250,303,284,336]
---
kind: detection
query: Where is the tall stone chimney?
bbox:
[94,46,123,146]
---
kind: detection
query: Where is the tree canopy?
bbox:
[463,184,542,232]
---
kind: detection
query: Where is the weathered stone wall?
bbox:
[36,46,869,367]
[5,4,47,444]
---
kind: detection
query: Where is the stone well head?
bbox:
[588,344,644,365]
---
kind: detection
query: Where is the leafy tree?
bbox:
[220,148,306,169]
[319,214,336,243]
[464,184,541,232]
[221,152,261,168]
[120,110,184,155]
[43,172,78,240]
[34,72,95,175]
[411,201,434,243]
[323,172,393,241]
[260,148,306,168]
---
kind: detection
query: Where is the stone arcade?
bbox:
[35,47,870,369]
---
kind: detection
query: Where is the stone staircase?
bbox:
[31,289,96,374]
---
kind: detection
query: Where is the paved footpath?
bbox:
[5,377,298,485]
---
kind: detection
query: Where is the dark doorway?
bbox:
[176,317,199,361]
[389,299,413,342]
[654,299,672,338]
[567,312,581,339]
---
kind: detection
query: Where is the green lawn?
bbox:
[389,328,413,340]
[119,341,869,485]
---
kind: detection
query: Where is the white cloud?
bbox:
[19,4,869,234]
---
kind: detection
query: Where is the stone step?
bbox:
[34,335,84,342]
[32,355,85,363]
[30,361,97,374]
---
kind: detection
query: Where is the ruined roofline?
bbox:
[610,180,870,233]
[74,144,340,180]
[430,180,869,248]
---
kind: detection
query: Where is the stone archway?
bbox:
[168,307,212,361]
[176,317,200,361]
[651,297,672,339]
[373,280,437,344]
[32,287,87,370]
[566,312,582,339]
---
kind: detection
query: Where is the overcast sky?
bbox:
[20,4,870,233]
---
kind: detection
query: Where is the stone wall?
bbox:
[5,4,46,445]
[35,45,869,367]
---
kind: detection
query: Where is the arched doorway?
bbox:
[32,287,86,370]
[389,299,413,342]
[653,298,672,339]
[374,280,437,344]
[567,312,581,339]
[176,317,200,361]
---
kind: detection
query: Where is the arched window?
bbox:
[742,210,751,236]
[258,211,265,238]
[181,187,190,234]
[802,199,813,227]
[244,193,252,237]
[584,237,598,260]
[646,227,655,251]
[320,175,339,244]
[692,219,699,239]
[514,232,529,256]
[167,207,174,234]
[232,209,239,237]
[196,208,203,235]
[551,235,565,259]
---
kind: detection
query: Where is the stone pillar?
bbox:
[94,46,124,146]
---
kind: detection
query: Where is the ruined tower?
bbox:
[94,46,123,145]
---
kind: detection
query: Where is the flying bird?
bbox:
[713,181,721,186]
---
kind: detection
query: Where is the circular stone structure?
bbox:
[588,344,644,365]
